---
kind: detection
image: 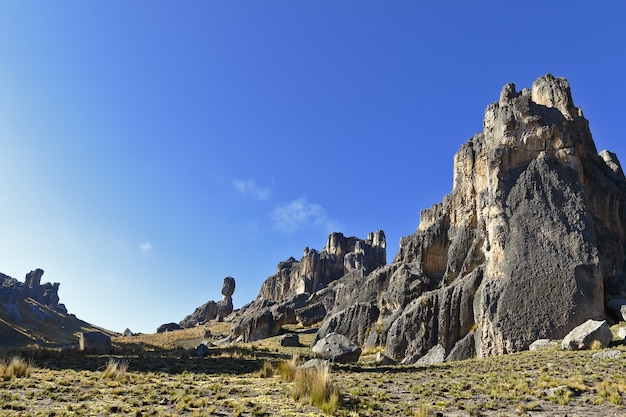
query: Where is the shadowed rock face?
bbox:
[313,74,625,360]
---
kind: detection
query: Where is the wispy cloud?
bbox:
[271,198,341,234]
[233,179,270,200]
[139,242,152,254]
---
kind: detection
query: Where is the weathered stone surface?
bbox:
[122,328,133,337]
[561,320,613,350]
[299,358,329,369]
[375,352,397,366]
[415,344,446,366]
[313,303,379,347]
[311,333,361,363]
[217,296,233,318]
[529,339,557,351]
[180,301,217,328]
[157,322,182,333]
[308,75,621,360]
[295,302,327,327]
[279,333,300,347]
[79,331,111,352]
[0,269,65,313]
[196,342,210,357]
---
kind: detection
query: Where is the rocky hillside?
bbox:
[232,74,626,363]
[0,269,114,347]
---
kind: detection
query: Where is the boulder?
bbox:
[179,301,217,328]
[446,332,476,361]
[375,352,396,366]
[561,320,613,350]
[217,295,233,318]
[415,344,446,367]
[529,339,557,351]
[195,342,210,357]
[592,350,622,360]
[157,323,182,333]
[607,299,626,321]
[299,358,329,370]
[222,276,236,297]
[311,332,361,363]
[122,328,133,337]
[618,327,626,340]
[279,333,300,347]
[295,302,327,327]
[203,328,212,338]
[79,331,111,353]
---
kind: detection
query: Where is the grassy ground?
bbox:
[1,323,626,416]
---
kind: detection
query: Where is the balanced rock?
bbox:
[561,319,613,350]
[311,333,361,363]
[222,276,236,297]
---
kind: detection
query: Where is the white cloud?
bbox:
[139,242,152,253]
[271,198,341,234]
[233,179,270,200]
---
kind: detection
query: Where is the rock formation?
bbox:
[0,269,66,314]
[306,74,625,361]
[180,276,237,328]
[228,231,386,342]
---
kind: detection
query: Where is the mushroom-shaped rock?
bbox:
[222,276,236,297]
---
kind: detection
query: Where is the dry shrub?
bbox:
[292,361,340,414]
[102,358,129,380]
[589,339,604,351]
[277,355,298,382]
[258,361,275,378]
[0,356,32,380]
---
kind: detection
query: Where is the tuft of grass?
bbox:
[0,356,32,380]
[258,361,275,378]
[276,355,297,382]
[291,361,340,414]
[102,358,129,381]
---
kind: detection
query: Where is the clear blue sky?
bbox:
[1,2,624,333]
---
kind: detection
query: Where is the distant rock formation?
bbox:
[228,231,387,342]
[312,74,625,360]
[179,276,237,328]
[0,269,67,314]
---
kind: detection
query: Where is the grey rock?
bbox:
[217,295,233,318]
[592,350,622,360]
[295,302,327,327]
[122,328,133,337]
[446,332,476,361]
[79,331,111,353]
[561,320,613,350]
[415,344,446,367]
[203,328,212,338]
[529,339,557,351]
[222,276,236,297]
[279,333,300,347]
[195,343,210,357]
[299,358,329,369]
[179,301,217,328]
[311,333,361,363]
[313,302,379,347]
[617,327,626,340]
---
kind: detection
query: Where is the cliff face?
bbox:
[317,74,626,360]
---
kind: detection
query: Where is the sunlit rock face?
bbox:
[317,74,626,360]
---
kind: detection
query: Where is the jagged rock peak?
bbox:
[257,231,386,302]
[316,74,626,361]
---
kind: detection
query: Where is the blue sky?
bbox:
[1,2,624,333]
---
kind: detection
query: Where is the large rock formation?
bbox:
[228,231,386,342]
[0,269,66,314]
[310,74,625,360]
[180,276,237,328]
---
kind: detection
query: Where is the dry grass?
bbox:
[292,361,340,414]
[0,356,31,380]
[101,358,128,380]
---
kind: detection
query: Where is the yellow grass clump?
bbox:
[102,358,129,381]
[0,356,32,380]
[292,361,340,414]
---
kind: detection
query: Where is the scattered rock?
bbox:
[122,328,133,337]
[311,333,361,363]
[561,319,613,350]
[529,339,557,351]
[617,327,626,340]
[375,352,396,366]
[279,333,300,347]
[446,332,476,361]
[195,343,210,357]
[203,328,212,338]
[299,358,329,369]
[415,344,446,367]
[592,350,622,360]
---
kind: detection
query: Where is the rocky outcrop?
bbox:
[180,277,236,328]
[1,269,66,314]
[257,231,386,302]
[311,74,625,360]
